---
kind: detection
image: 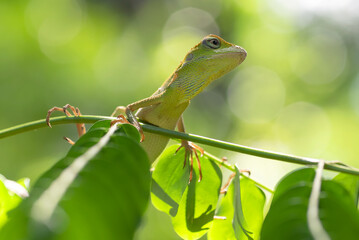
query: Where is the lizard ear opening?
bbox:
[185,53,194,61]
[203,37,221,49]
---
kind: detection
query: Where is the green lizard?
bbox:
[47,34,247,181]
[111,34,246,180]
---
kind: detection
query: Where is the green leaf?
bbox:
[151,145,190,217]
[261,168,316,240]
[208,183,237,240]
[0,120,151,240]
[0,180,12,228]
[261,167,359,240]
[319,180,359,239]
[232,166,253,240]
[152,144,222,240]
[333,173,359,205]
[208,174,265,240]
[232,167,253,240]
[116,122,142,142]
[235,177,265,240]
[172,153,222,240]
[271,167,315,203]
[207,182,237,240]
[0,176,29,229]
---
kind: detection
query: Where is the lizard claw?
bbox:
[46,104,86,137]
[111,106,145,142]
[219,168,251,194]
[111,115,145,142]
[135,125,145,142]
[176,141,204,183]
[110,115,131,126]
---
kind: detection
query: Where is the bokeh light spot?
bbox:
[227,66,286,124]
[165,0,223,18]
[26,0,84,62]
[162,7,219,60]
[290,30,347,85]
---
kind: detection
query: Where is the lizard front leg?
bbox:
[111,93,164,142]
[175,116,204,182]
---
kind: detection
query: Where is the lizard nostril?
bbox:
[234,45,247,58]
[241,49,247,58]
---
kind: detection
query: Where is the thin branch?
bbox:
[1,115,359,177]
[142,123,359,176]
[0,115,112,139]
[203,151,274,193]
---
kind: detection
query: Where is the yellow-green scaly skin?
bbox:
[136,34,247,161]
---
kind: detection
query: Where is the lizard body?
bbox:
[113,34,247,162]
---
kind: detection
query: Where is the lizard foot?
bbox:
[63,136,75,145]
[220,169,251,194]
[111,106,145,142]
[46,104,86,137]
[110,114,131,125]
[176,140,204,183]
[111,114,145,142]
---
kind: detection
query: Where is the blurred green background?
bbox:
[1,0,358,239]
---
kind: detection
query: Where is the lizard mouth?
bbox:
[211,45,247,60]
[239,49,247,58]
[211,50,247,62]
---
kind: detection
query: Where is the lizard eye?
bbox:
[203,37,221,49]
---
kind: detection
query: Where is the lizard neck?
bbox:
[170,66,219,102]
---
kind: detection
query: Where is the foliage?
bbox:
[261,169,359,240]
[1,121,359,239]
[0,121,150,239]
[152,145,222,240]
[207,168,265,240]
[2,0,359,238]
[0,176,29,228]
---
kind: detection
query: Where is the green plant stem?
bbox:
[1,115,359,177]
[143,123,359,176]
[204,151,274,193]
[0,115,112,139]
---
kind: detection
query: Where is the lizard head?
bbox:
[161,35,247,102]
[181,34,247,81]
[184,34,247,67]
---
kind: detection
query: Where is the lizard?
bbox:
[46,34,247,182]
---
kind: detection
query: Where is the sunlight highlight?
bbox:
[227,66,286,124]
